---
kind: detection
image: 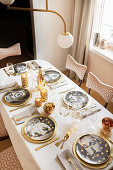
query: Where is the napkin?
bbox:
[48,80,68,89]
[0,80,19,93]
[80,104,101,119]
[57,149,83,170]
[13,107,40,125]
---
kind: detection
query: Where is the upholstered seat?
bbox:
[0,114,9,141]
[0,146,23,170]
[0,43,21,140]
[66,54,87,86]
[86,72,113,108]
[0,43,21,60]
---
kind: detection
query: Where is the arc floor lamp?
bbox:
[0,0,74,48]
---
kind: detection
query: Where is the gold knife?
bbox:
[3,68,10,76]
[35,137,60,151]
[9,103,31,112]
[16,111,36,121]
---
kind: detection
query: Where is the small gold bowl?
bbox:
[43,102,55,115]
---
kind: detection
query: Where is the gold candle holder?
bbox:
[40,88,48,102]
[21,73,28,88]
[35,98,42,107]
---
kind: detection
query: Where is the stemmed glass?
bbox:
[6,63,14,76]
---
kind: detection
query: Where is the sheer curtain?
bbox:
[70,0,95,80]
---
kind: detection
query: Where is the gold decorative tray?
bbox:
[73,134,112,169]
[2,88,32,107]
[21,115,57,143]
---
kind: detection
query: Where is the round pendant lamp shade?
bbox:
[0,0,15,5]
[58,32,74,48]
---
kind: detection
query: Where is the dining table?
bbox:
[0,60,113,170]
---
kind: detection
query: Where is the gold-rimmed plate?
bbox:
[63,91,89,109]
[73,134,111,167]
[43,70,62,83]
[13,63,28,74]
[2,88,32,107]
[21,115,57,143]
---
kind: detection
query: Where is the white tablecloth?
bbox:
[0,60,113,170]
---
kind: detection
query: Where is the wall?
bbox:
[86,50,113,86]
[31,0,74,71]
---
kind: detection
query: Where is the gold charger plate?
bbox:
[73,134,112,169]
[2,88,32,107]
[63,91,90,110]
[21,115,57,143]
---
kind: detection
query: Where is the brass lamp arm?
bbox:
[7,6,67,34]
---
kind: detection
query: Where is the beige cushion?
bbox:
[86,72,113,103]
[66,54,87,80]
[0,146,23,170]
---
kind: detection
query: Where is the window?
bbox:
[92,0,113,42]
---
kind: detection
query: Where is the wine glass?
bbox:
[6,63,14,75]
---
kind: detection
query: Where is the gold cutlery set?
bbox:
[55,133,69,149]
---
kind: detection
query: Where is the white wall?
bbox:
[32,0,74,71]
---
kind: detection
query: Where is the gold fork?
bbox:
[66,152,77,170]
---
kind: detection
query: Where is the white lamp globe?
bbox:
[0,0,15,5]
[57,32,74,48]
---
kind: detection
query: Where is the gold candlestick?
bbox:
[35,98,42,107]
[21,73,28,88]
[40,88,48,102]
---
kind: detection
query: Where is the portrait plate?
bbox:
[22,115,57,143]
[73,134,111,165]
[63,91,89,109]
[14,63,28,74]
[43,70,61,83]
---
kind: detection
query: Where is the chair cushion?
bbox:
[86,72,113,103]
[0,114,8,137]
[0,146,23,170]
[66,54,87,80]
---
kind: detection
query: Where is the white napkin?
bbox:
[80,104,101,118]
[57,149,83,170]
[0,80,19,93]
[13,107,40,125]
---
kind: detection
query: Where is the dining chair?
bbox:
[0,114,9,141]
[0,43,21,61]
[0,43,21,140]
[0,146,23,170]
[86,72,113,108]
[66,54,87,87]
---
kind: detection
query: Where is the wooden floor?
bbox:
[0,73,113,153]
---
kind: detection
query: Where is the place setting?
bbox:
[57,132,113,170]
[59,89,101,119]
[43,69,68,89]
[4,61,40,77]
